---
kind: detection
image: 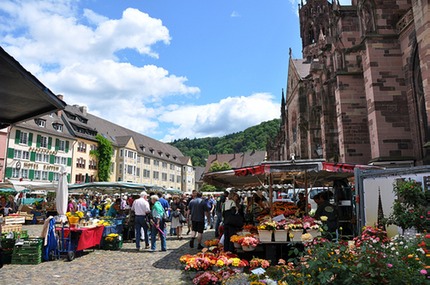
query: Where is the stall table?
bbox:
[56,225,104,251]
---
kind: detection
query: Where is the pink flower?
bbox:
[420,269,428,275]
[387,264,393,268]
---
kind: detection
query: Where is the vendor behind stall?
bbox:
[106,198,122,218]
[313,191,338,240]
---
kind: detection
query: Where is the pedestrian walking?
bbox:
[188,191,209,249]
[131,191,151,251]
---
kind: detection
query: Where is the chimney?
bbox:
[79,106,87,116]
[56,94,64,117]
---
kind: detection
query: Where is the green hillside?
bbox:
[169,119,281,166]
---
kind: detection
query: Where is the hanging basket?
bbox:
[258,230,273,242]
[274,230,288,242]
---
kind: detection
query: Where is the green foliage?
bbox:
[200,184,217,192]
[90,134,113,182]
[270,227,428,284]
[208,161,231,172]
[387,179,429,232]
[169,119,280,166]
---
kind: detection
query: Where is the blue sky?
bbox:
[0,0,350,142]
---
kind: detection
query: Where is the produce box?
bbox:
[12,238,43,265]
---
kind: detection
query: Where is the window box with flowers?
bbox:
[257,221,276,242]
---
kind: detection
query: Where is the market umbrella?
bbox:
[56,165,68,223]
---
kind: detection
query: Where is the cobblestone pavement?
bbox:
[1,224,215,285]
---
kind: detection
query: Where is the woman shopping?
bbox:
[170,195,186,240]
[150,195,167,252]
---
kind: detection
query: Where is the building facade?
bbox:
[1,101,194,192]
[4,112,74,184]
[268,0,430,167]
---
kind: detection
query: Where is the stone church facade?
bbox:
[267,0,430,167]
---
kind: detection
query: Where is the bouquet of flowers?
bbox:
[228,257,249,268]
[249,257,270,269]
[192,271,220,285]
[66,211,84,219]
[238,236,259,247]
[275,219,288,230]
[230,235,243,243]
[257,221,277,231]
[302,216,322,230]
[286,217,303,230]
[204,239,220,247]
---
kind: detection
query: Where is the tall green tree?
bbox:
[90,134,113,181]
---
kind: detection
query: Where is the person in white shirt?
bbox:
[131,191,151,251]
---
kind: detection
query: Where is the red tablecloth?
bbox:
[56,225,104,251]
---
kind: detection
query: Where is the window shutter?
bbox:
[15,130,21,144]
[48,172,54,181]
[65,141,69,153]
[30,151,36,162]
[7,148,14,158]
[48,137,52,149]
[28,133,33,146]
[50,155,55,164]
[67,174,71,183]
[5,167,12,178]
[67,158,72,166]
[36,135,41,147]
[55,139,60,151]
[29,169,35,180]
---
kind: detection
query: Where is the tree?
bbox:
[208,161,231,172]
[90,134,113,182]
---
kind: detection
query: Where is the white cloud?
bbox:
[0,0,280,142]
[230,11,240,17]
[159,93,280,142]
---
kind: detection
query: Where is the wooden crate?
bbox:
[17,211,34,221]
[4,216,25,225]
[1,224,22,233]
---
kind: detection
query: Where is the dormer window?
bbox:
[149,148,154,154]
[173,156,177,160]
[140,145,145,152]
[158,150,163,157]
[35,118,46,127]
[166,153,170,158]
[52,123,63,132]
